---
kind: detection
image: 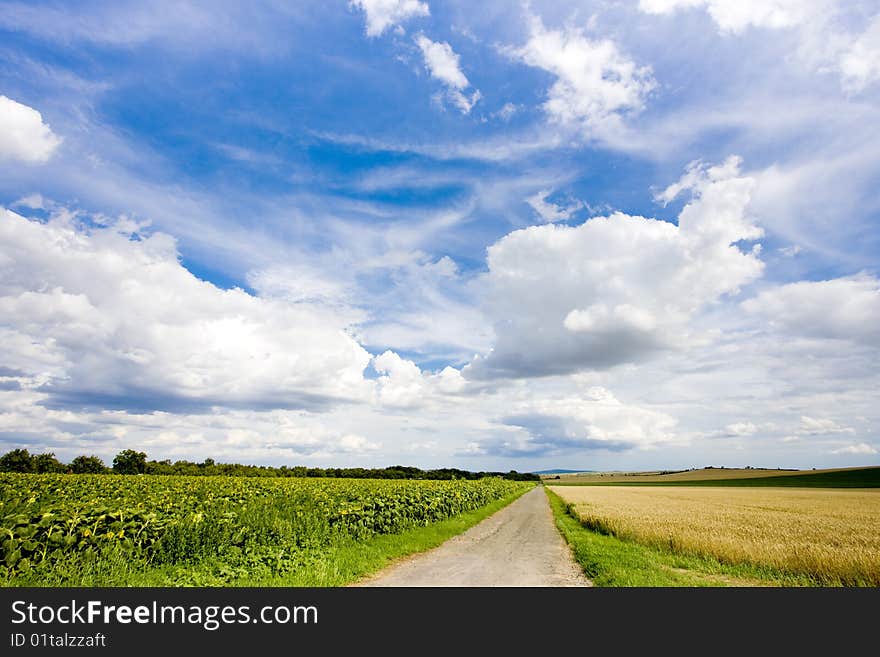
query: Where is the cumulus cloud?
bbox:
[0,385,382,464]
[431,365,467,394]
[742,274,880,347]
[478,386,677,457]
[0,208,372,412]
[0,95,62,163]
[372,350,426,407]
[466,156,763,378]
[350,0,429,37]
[505,15,655,137]
[372,350,467,407]
[415,34,481,113]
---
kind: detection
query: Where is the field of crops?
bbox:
[1,473,530,586]
[549,485,880,586]
[545,466,880,487]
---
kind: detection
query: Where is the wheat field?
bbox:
[548,485,880,585]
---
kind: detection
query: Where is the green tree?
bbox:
[70,455,107,474]
[0,448,34,473]
[113,449,147,475]
[145,459,173,475]
[33,452,65,473]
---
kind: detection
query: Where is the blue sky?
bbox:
[1,0,878,471]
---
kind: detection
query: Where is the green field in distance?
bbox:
[542,465,880,488]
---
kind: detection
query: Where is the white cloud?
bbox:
[483,385,678,456]
[415,34,468,88]
[415,34,481,114]
[655,156,746,205]
[337,433,381,453]
[836,15,880,93]
[797,416,856,436]
[467,156,763,378]
[564,303,657,334]
[0,95,62,163]
[0,389,382,464]
[724,422,759,436]
[429,255,458,277]
[247,264,358,314]
[638,0,813,33]
[350,0,429,38]
[315,128,564,163]
[431,365,467,394]
[505,15,655,137]
[493,102,518,121]
[372,350,469,407]
[639,1,880,92]
[12,193,48,210]
[526,189,582,223]
[742,274,880,348]
[373,350,426,407]
[0,208,372,410]
[830,442,877,455]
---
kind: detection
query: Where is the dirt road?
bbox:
[353,486,592,587]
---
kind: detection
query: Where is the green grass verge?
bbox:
[545,487,817,587]
[6,485,533,587]
[549,467,880,488]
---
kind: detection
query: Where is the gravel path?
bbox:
[353,486,592,587]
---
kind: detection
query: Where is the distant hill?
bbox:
[532,468,593,475]
[544,465,880,488]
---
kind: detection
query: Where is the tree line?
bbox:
[0,448,539,480]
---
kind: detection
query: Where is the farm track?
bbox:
[353,486,592,587]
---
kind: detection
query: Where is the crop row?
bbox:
[1,473,529,578]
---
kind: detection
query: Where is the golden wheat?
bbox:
[548,485,880,585]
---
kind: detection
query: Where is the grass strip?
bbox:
[545,487,816,587]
